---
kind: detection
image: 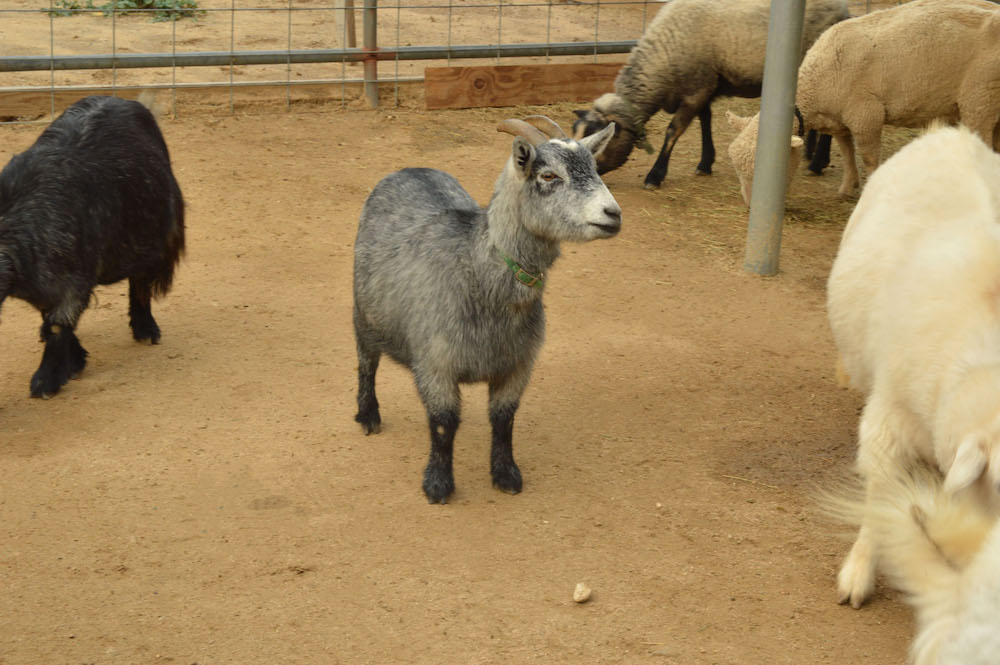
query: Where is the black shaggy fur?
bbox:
[0,95,185,398]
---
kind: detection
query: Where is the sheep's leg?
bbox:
[834,133,860,196]
[31,312,88,399]
[128,277,161,344]
[488,370,531,495]
[643,102,701,190]
[694,105,715,176]
[853,128,882,184]
[806,133,831,175]
[415,368,461,504]
[353,311,382,434]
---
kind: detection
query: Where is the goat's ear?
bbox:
[580,121,615,157]
[944,435,988,493]
[511,137,536,179]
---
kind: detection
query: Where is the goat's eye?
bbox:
[540,173,560,182]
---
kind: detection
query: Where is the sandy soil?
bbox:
[0,1,923,664]
[0,94,919,665]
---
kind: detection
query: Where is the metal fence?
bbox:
[0,0,900,122]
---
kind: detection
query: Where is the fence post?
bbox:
[743,0,805,276]
[363,0,378,108]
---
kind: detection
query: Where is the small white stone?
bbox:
[573,582,592,603]
[655,502,663,509]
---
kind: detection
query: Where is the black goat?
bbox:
[0,95,185,398]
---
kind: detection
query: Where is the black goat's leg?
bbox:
[31,305,88,399]
[415,367,461,504]
[695,104,715,176]
[128,276,161,344]
[488,368,531,495]
[643,103,701,190]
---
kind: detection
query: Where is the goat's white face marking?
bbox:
[518,138,622,243]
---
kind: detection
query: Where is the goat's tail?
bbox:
[822,470,993,665]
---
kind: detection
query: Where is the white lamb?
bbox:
[827,124,1000,610]
[728,0,1000,198]
[725,110,803,206]
[826,468,1000,665]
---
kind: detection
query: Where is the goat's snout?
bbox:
[591,205,622,236]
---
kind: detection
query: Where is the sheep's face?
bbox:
[572,109,635,175]
[508,127,622,243]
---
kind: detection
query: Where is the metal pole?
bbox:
[0,42,639,72]
[743,0,805,276]
[345,0,357,49]
[363,0,377,108]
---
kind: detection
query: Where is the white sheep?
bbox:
[728,0,1000,198]
[827,123,1000,610]
[825,468,1000,665]
[571,0,848,189]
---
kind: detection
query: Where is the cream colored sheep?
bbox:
[826,468,1000,665]
[725,110,803,206]
[729,0,1000,198]
[827,124,1000,610]
[570,0,848,189]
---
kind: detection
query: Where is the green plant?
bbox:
[47,0,201,22]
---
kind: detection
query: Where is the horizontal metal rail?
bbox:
[0,41,637,73]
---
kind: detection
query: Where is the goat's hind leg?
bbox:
[128,277,161,344]
[31,307,89,399]
[354,322,382,435]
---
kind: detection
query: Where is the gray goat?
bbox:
[353,115,621,504]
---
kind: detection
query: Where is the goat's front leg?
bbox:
[31,308,89,399]
[415,367,461,504]
[643,101,702,190]
[488,368,532,495]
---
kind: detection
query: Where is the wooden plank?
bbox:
[0,82,379,121]
[424,62,623,110]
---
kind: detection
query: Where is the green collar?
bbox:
[616,96,654,154]
[498,252,544,289]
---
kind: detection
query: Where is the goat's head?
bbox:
[571,94,640,175]
[497,115,622,242]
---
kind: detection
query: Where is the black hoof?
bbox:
[131,318,161,344]
[492,462,523,495]
[642,181,661,191]
[806,167,825,177]
[423,466,455,504]
[30,367,69,399]
[354,409,382,435]
[695,166,712,176]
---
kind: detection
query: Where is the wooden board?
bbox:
[424,62,623,110]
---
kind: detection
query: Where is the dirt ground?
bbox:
[0,95,921,664]
[0,2,923,664]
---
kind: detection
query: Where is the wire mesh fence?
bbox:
[0,0,905,123]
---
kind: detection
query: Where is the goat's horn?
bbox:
[497,119,550,146]
[521,115,568,140]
